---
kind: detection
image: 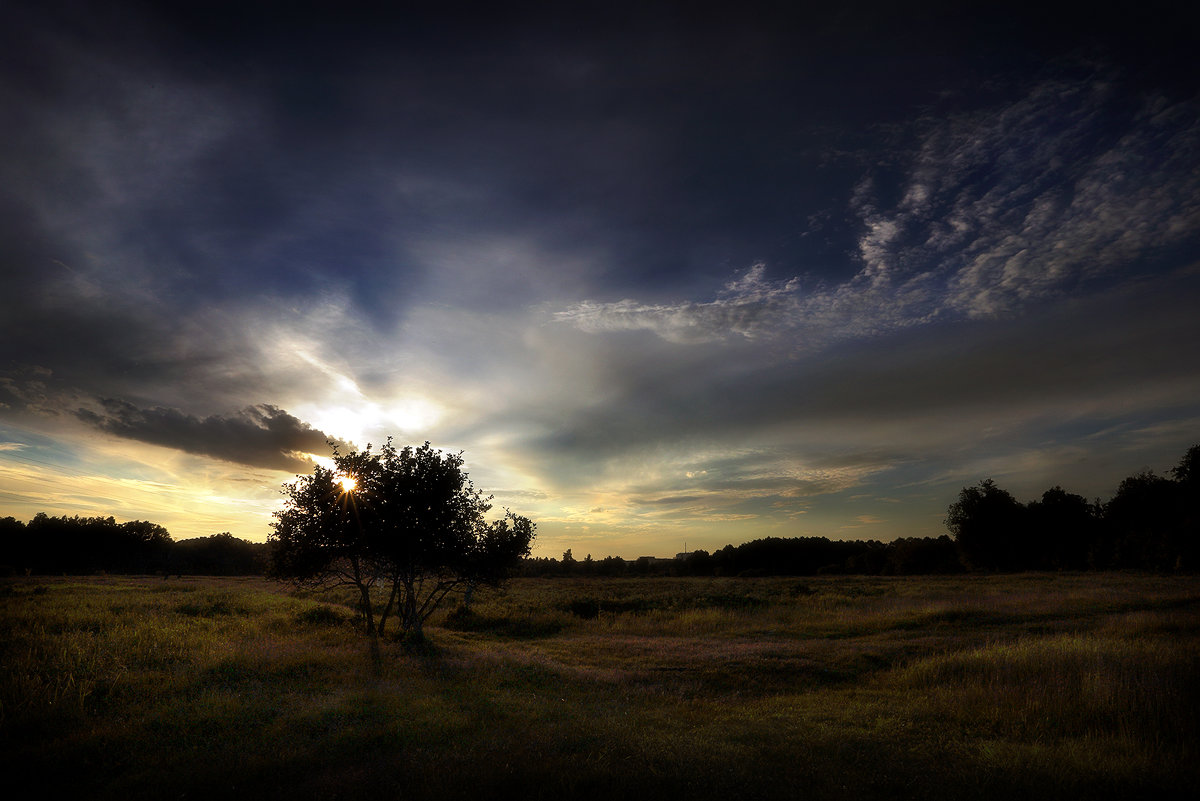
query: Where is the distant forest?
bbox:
[2,445,1196,577]
[0,516,269,577]
[529,444,1199,576]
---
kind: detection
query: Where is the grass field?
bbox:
[2,573,1198,799]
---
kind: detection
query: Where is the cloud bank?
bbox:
[75,401,345,472]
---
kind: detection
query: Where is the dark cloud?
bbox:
[75,400,346,472]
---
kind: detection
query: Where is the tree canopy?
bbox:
[270,440,535,642]
[945,444,1198,572]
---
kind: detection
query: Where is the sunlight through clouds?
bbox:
[0,449,281,540]
[2,5,1197,557]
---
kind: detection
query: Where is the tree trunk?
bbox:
[358,583,376,636]
[357,582,382,672]
[400,574,421,639]
[377,579,400,638]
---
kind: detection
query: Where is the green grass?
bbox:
[2,573,1197,799]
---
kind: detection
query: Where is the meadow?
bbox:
[2,573,1197,800]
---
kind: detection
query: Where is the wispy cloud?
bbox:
[554,263,799,344]
[888,82,1200,317]
[557,79,1200,346]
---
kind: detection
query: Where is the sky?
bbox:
[2,1,1198,557]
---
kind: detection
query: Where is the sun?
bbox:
[337,475,357,493]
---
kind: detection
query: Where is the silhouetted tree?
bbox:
[119,520,173,572]
[942,444,1199,572]
[844,540,889,574]
[1102,470,1184,570]
[173,532,268,575]
[945,479,1028,571]
[1171,445,1200,570]
[1171,445,1200,485]
[632,555,664,575]
[596,555,627,576]
[882,536,962,575]
[0,516,27,575]
[15,514,173,574]
[1026,487,1099,570]
[679,549,715,576]
[1090,445,1200,570]
[270,440,535,647]
[517,556,558,576]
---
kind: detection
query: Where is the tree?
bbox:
[1103,470,1184,570]
[173,532,269,575]
[882,536,962,575]
[0,516,27,575]
[1170,444,1200,486]
[1093,445,1200,570]
[1172,445,1200,570]
[16,513,173,574]
[270,440,535,647]
[945,479,1029,571]
[1025,486,1099,570]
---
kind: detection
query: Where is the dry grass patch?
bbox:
[3,573,1198,800]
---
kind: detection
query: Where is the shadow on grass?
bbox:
[559,593,770,619]
[440,606,566,638]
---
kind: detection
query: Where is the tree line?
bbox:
[946,444,1198,572]
[0,514,269,576]
[531,444,1199,576]
[518,536,962,578]
[3,443,1194,579]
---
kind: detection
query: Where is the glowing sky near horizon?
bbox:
[2,2,1198,557]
